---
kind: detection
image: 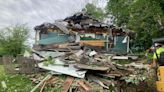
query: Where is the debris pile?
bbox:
[25,46,149,92]
[23,12,150,91]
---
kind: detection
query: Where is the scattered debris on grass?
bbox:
[1,12,156,92]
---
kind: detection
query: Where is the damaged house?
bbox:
[34,12,130,54]
[1,12,149,92]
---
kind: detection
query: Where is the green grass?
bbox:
[0,65,34,92]
[0,65,62,92]
[0,65,5,75]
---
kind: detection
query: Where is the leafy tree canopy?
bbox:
[84,3,106,20]
[106,0,164,50]
[0,24,29,56]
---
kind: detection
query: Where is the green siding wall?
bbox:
[39,32,70,45]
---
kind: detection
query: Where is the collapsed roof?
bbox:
[34,22,70,34]
[34,12,130,36]
[64,12,109,29]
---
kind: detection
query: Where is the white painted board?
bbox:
[38,62,87,78]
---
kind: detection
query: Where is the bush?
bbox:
[0,24,29,56]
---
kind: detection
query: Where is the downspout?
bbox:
[106,34,109,51]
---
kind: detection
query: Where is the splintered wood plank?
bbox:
[87,75,109,89]
[61,76,74,92]
[75,64,109,71]
[46,76,59,84]
[77,80,92,91]
[40,81,46,92]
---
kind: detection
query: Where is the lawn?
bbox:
[0,65,62,92]
[0,65,34,92]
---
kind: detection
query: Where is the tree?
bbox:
[85,3,106,20]
[106,0,164,50]
[0,24,29,56]
[106,0,133,26]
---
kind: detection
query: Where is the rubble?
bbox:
[24,47,149,91]
[26,12,147,91]
[2,12,149,91]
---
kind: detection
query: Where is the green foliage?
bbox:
[106,0,133,26]
[85,3,106,20]
[106,0,164,50]
[43,56,54,66]
[0,25,29,56]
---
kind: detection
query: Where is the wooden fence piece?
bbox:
[2,56,16,74]
[18,57,37,74]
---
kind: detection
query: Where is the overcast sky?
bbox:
[0,0,107,46]
[0,0,107,29]
[0,0,89,29]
